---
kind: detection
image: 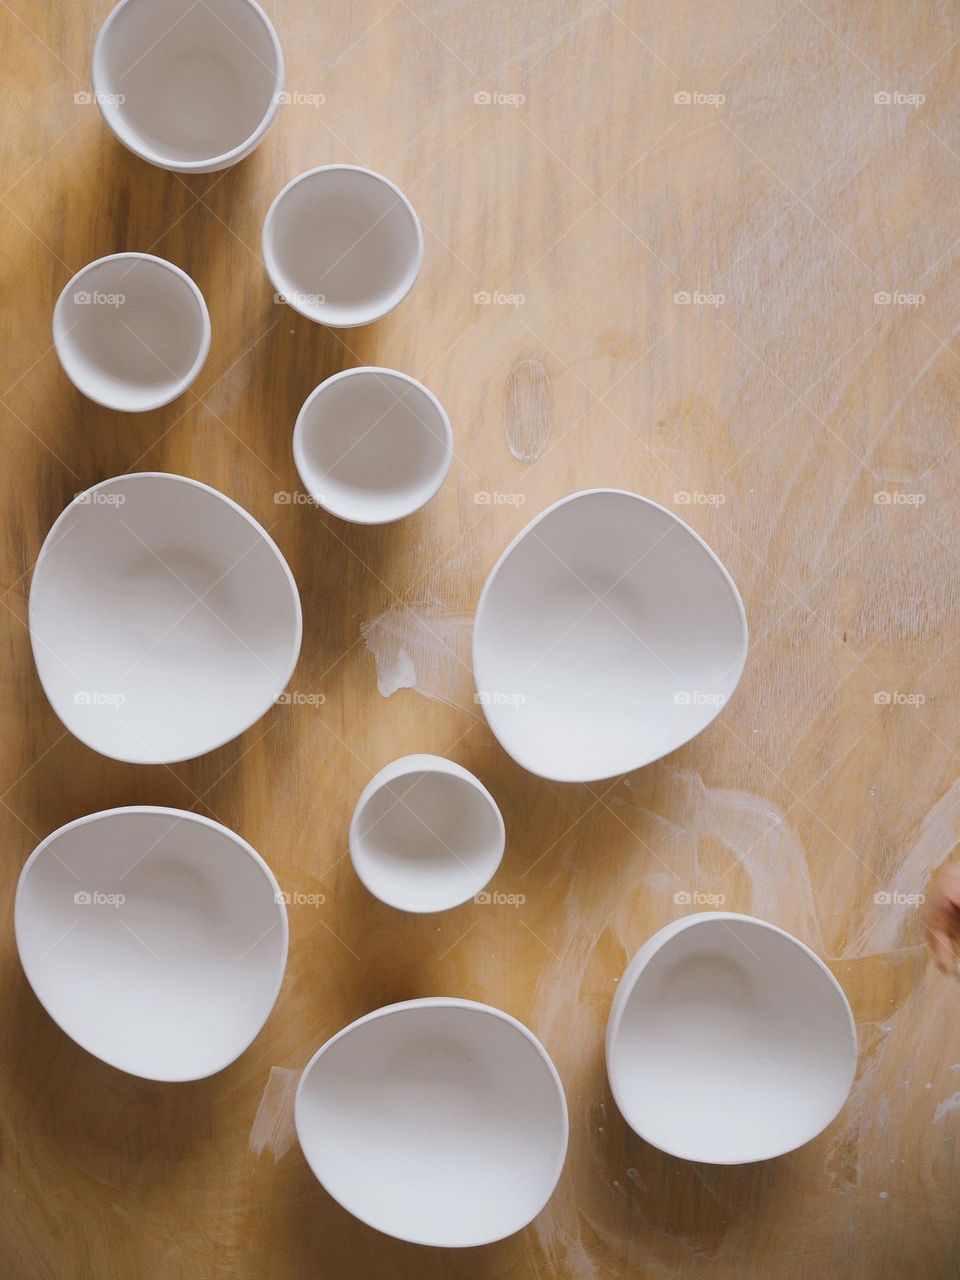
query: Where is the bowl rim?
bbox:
[27,470,303,765]
[14,804,290,1082]
[92,0,284,173]
[52,252,212,412]
[294,996,569,1246]
[292,366,453,524]
[472,487,750,782]
[347,754,505,913]
[605,911,858,1164]
[261,165,424,328]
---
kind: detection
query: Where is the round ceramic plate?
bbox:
[295,998,568,1246]
[15,806,288,1081]
[473,488,748,782]
[606,913,857,1163]
[29,472,302,764]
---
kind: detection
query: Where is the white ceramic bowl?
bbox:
[53,253,210,412]
[295,998,568,1246]
[349,755,504,913]
[606,913,857,1164]
[15,807,288,1081]
[263,165,423,327]
[293,368,452,524]
[29,472,302,764]
[473,489,748,782]
[93,0,283,173]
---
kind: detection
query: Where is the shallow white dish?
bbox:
[293,368,452,524]
[29,472,302,764]
[349,755,504,913]
[53,253,210,412]
[295,998,568,1246]
[473,489,748,782]
[93,0,283,173]
[606,913,857,1164]
[15,806,288,1081]
[263,165,423,327]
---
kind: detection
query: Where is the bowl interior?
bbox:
[474,490,747,781]
[55,257,207,411]
[295,372,450,522]
[352,766,503,912]
[296,1002,567,1245]
[16,809,287,1080]
[267,169,421,325]
[96,0,280,165]
[609,918,856,1163]
[29,474,300,763]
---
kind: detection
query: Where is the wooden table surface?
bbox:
[3,1,960,1276]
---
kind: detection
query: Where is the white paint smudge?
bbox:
[360,602,474,710]
[503,358,552,461]
[843,776,960,958]
[933,1091,960,1124]
[249,1066,298,1161]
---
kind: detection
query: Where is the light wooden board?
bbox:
[2,1,960,1276]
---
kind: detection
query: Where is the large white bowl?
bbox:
[15,807,288,1081]
[348,755,504,913]
[53,253,210,412]
[29,473,302,764]
[606,913,857,1164]
[93,0,284,173]
[263,165,423,327]
[295,998,568,1246]
[473,489,748,782]
[293,368,452,524]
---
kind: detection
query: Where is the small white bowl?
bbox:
[263,165,423,327]
[53,253,210,412]
[293,368,452,524]
[473,489,748,782]
[349,755,504,913]
[15,807,288,1081]
[93,0,283,173]
[295,998,568,1246]
[606,913,857,1164]
[29,472,302,764]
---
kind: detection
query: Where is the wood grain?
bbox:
[2,1,960,1277]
